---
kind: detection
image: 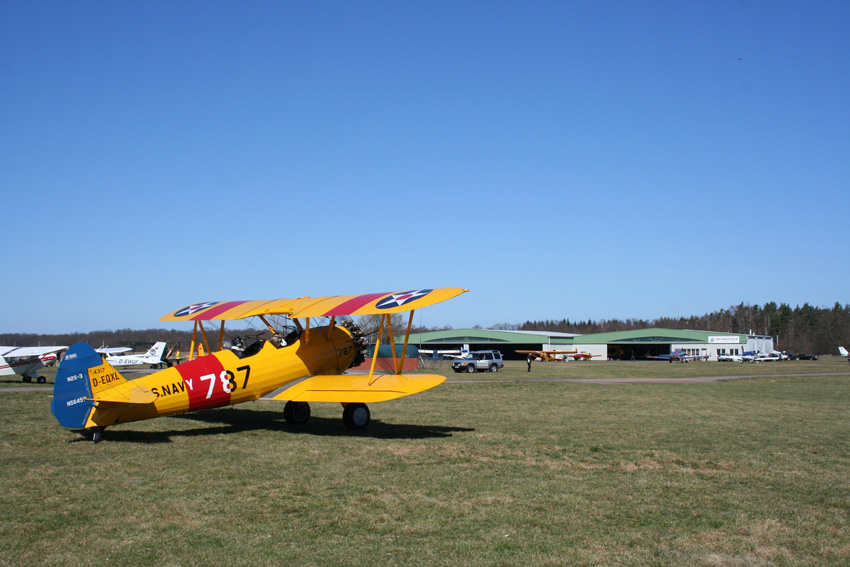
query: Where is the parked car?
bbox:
[752,353,781,363]
[794,353,819,360]
[452,350,504,373]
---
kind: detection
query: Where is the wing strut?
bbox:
[189,322,198,361]
[187,320,214,361]
[386,315,398,374]
[367,316,383,384]
[258,315,276,335]
[367,310,417,384]
[396,311,415,375]
[197,321,211,359]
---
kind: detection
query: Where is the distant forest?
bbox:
[2,302,849,355]
[510,302,850,355]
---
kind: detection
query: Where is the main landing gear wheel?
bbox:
[342,403,370,430]
[283,401,311,425]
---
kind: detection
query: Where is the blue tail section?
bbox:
[52,342,99,428]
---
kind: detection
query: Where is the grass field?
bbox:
[2,358,849,566]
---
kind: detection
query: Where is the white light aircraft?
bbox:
[95,346,131,355]
[102,342,170,368]
[419,347,468,359]
[0,346,67,383]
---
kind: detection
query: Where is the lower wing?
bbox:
[266,374,446,404]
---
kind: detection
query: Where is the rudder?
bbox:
[51,342,101,428]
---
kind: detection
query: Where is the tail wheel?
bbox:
[343,403,370,430]
[283,401,311,425]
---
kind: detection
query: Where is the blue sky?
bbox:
[2,1,848,334]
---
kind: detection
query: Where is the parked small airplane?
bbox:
[52,288,467,442]
[751,351,786,363]
[646,350,704,363]
[95,346,131,355]
[739,350,759,362]
[517,349,578,362]
[0,346,67,383]
[568,352,601,361]
[101,342,170,368]
[419,347,468,359]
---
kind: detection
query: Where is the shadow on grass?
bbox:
[72,406,474,444]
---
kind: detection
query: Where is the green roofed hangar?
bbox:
[405,328,774,362]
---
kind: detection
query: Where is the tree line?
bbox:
[516,302,850,355]
[3,302,848,355]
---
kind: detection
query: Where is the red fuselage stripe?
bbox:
[175,354,231,411]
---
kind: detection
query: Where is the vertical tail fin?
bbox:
[148,341,167,360]
[840,346,848,357]
[52,343,99,428]
[52,343,129,428]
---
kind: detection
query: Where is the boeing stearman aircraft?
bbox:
[52,288,468,442]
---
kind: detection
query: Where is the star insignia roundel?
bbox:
[174,302,219,317]
[376,289,433,310]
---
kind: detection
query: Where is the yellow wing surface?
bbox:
[161,288,467,322]
[267,374,447,404]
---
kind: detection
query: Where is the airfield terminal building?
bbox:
[406,328,774,362]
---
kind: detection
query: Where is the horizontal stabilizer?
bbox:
[268,373,446,404]
[90,384,158,405]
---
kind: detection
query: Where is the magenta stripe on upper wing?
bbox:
[320,292,389,317]
[191,301,249,320]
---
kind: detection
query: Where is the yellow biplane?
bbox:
[517,349,578,362]
[52,288,467,442]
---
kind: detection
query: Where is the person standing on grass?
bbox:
[527,353,533,372]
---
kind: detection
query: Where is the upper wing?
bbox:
[95,347,132,354]
[0,346,68,357]
[161,288,468,322]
